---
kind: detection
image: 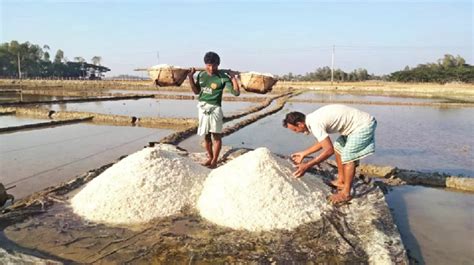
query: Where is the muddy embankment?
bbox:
[356,163,474,192]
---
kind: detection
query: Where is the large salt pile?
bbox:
[197,148,331,231]
[71,144,209,225]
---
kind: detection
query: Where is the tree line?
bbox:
[388,54,473,83]
[0,41,110,79]
[277,54,473,83]
[278,67,378,82]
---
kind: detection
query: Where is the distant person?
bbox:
[188,51,240,168]
[282,104,377,204]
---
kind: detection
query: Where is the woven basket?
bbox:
[148,67,190,87]
[239,72,277,94]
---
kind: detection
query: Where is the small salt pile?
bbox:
[71,144,209,225]
[150,64,183,69]
[245,71,274,77]
[197,148,330,231]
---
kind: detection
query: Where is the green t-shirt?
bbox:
[197,70,238,106]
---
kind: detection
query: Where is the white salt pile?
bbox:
[150,64,183,69]
[197,147,331,231]
[71,144,209,225]
[245,71,274,77]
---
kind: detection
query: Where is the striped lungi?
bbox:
[334,118,377,164]
[197,101,223,136]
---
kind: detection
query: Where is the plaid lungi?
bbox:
[334,118,377,164]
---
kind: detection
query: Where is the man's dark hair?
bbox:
[282,111,306,128]
[204,51,220,65]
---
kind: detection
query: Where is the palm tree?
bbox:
[91,56,101,65]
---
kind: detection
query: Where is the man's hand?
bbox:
[293,163,310,178]
[188,67,196,78]
[227,70,238,79]
[290,152,306,164]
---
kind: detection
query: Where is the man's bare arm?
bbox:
[188,68,200,95]
[291,141,322,164]
[293,137,334,177]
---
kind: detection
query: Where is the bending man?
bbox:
[188,51,240,168]
[283,104,377,204]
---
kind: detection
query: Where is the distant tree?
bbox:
[0,41,111,79]
[54,49,64,64]
[389,54,473,83]
[43,45,50,61]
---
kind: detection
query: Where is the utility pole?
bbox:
[17,53,21,79]
[331,45,334,85]
[157,51,160,64]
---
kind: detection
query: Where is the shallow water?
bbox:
[385,185,474,264]
[0,115,51,127]
[292,91,447,103]
[224,102,474,176]
[47,98,256,118]
[107,89,269,97]
[0,123,173,199]
[108,89,189,95]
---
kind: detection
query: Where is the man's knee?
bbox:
[212,133,222,141]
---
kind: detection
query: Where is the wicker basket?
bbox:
[148,66,190,87]
[239,72,278,94]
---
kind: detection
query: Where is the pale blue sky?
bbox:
[1,0,472,76]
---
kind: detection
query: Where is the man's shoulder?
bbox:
[217,70,231,80]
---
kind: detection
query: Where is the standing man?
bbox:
[188,51,240,168]
[282,104,377,204]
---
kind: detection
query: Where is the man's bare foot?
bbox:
[328,192,352,206]
[208,160,218,169]
[201,159,212,167]
[330,179,345,190]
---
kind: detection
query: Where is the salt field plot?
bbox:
[0,123,174,199]
[225,101,474,176]
[292,91,447,103]
[386,185,474,265]
[0,115,51,127]
[48,98,256,118]
[107,89,179,95]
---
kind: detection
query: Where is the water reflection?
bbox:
[0,123,174,199]
[225,102,474,176]
[0,93,79,102]
[0,116,51,127]
[292,91,446,103]
[386,185,474,264]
